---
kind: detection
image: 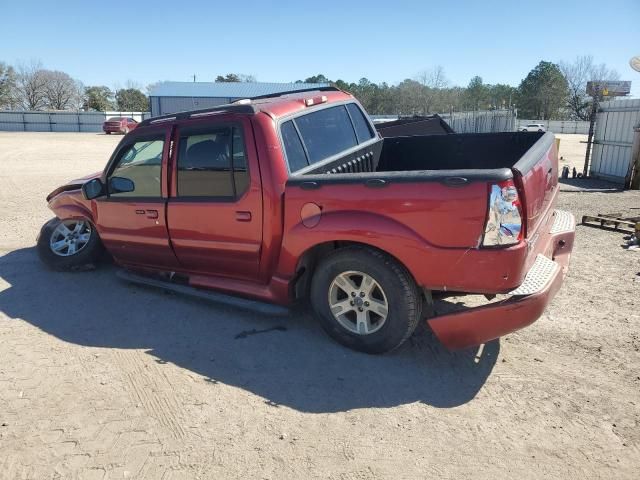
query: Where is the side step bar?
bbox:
[116,270,290,316]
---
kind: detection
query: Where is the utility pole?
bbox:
[583,87,602,177]
[193,74,196,82]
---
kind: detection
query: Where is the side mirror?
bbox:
[109,176,135,194]
[82,178,105,200]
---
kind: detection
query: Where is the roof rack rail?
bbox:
[137,103,256,127]
[137,86,341,128]
[246,86,340,101]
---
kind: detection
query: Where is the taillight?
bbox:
[482,179,523,247]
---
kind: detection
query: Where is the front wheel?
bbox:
[310,247,422,354]
[37,218,104,271]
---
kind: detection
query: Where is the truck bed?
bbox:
[290,131,558,247]
[377,131,545,171]
[300,131,546,176]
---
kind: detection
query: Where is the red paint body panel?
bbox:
[46,91,575,350]
[166,115,264,281]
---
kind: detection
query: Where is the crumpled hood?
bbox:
[46,171,102,202]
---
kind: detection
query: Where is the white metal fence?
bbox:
[517,119,590,134]
[443,109,516,133]
[0,111,152,132]
[590,98,640,183]
[371,109,516,133]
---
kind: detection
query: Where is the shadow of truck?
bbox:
[0,247,499,413]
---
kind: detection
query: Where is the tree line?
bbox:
[0,61,149,112]
[294,56,619,120]
[0,56,619,120]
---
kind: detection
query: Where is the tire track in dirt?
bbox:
[111,350,186,440]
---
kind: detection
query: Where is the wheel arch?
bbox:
[291,240,421,302]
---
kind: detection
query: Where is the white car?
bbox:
[518,123,546,132]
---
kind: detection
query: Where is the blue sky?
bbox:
[1,0,639,95]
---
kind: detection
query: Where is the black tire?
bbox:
[522,129,528,132]
[37,217,104,271]
[538,129,544,132]
[105,131,111,135]
[310,246,422,354]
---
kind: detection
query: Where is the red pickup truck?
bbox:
[38,88,575,354]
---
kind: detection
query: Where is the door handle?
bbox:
[235,211,252,222]
[135,209,158,219]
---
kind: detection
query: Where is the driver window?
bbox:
[110,139,164,197]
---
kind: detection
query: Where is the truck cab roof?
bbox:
[137,87,353,127]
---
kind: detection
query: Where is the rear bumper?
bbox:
[427,209,575,350]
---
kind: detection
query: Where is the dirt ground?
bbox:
[555,133,589,175]
[0,132,639,480]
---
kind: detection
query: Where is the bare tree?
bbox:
[42,70,84,110]
[560,55,619,120]
[0,62,18,109]
[415,66,449,114]
[15,61,48,110]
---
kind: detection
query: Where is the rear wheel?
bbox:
[37,218,104,271]
[310,247,422,354]
[105,131,111,135]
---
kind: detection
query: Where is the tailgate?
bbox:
[512,133,558,237]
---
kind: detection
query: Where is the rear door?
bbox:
[95,127,181,269]
[166,117,263,281]
[513,133,558,237]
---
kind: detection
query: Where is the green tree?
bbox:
[215,73,256,82]
[115,88,149,111]
[303,74,330,84]
[0,62,17,109]
[215,73,240,82]
[517,61,568,119]
[463,76,488,109]
[84,86,114,111]
[487,84,517,109]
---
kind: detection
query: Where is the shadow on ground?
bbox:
[558,177,624,193]
[0,247,498,413]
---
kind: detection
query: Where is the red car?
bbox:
[102,116,138,135]
[39,88,575,354]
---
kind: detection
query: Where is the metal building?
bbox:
[590,98,640,183]
[148,81,330,116]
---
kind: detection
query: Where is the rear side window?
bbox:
[294,105,357,164]
[281,121,308,172]
[176,126,248,198]
[281,103,377,172]
[346,103,374,143]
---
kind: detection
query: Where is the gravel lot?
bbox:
[1,132,639,479]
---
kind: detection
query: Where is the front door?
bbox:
[95,128,180,270]
[166,118,263,281]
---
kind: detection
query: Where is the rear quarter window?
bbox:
[293,105,357,164]
[281,103,377,172]
[346,103,374,143]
